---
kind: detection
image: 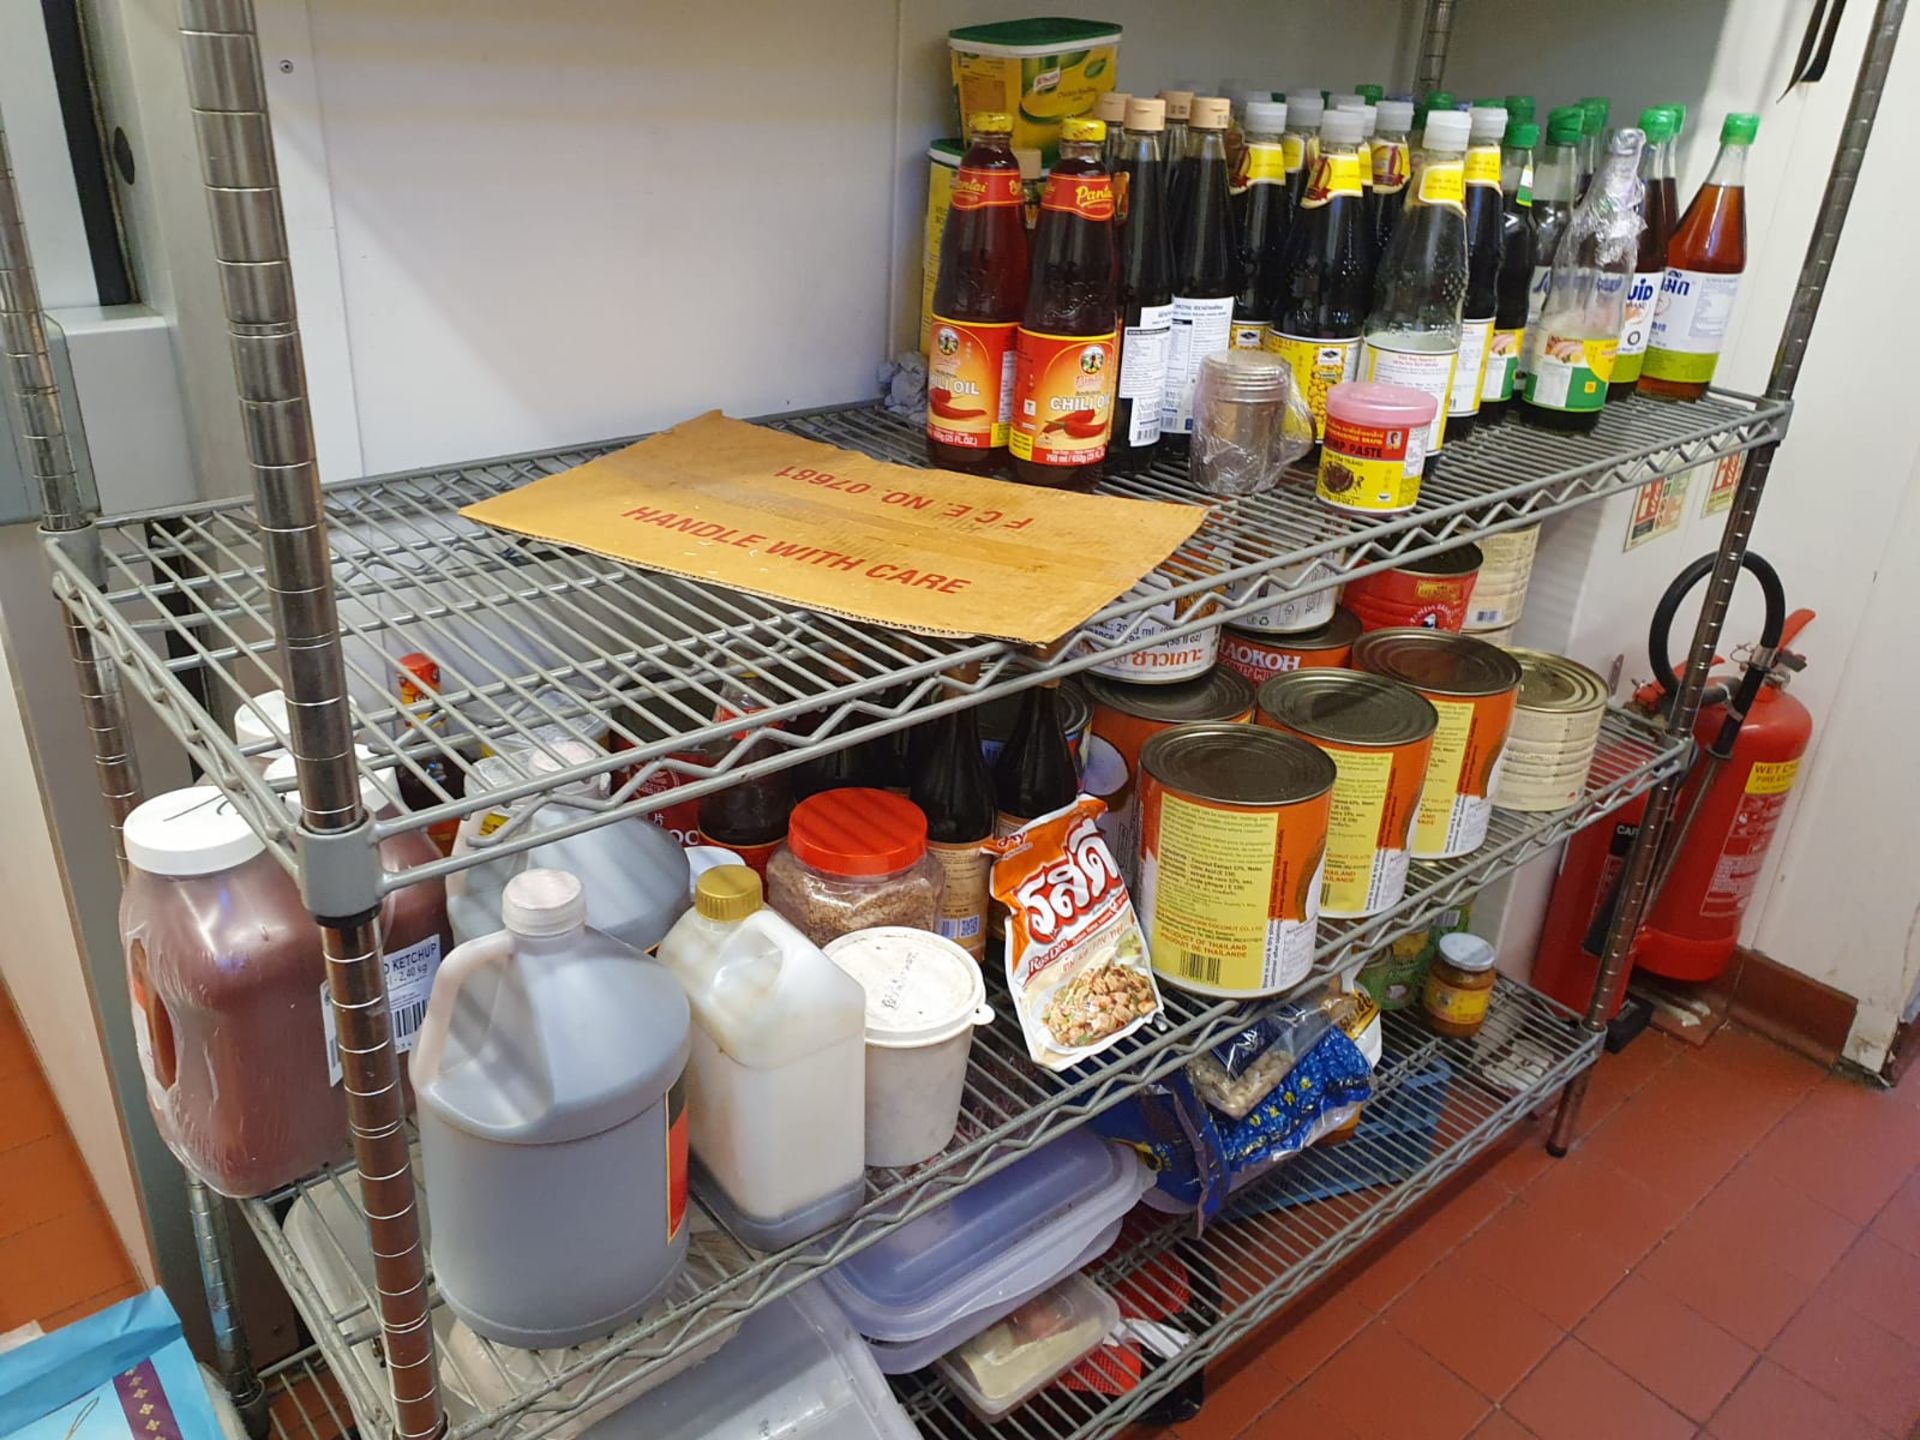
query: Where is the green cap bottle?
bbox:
[1428,89,1456,110]
[1356,83,1384,104]
[1580,96,1610,134]
[1506,94,1536,124]
[1506,119,1540,150]
[1721,111,1760,145]
[1637,106,1678,142]
[1546,106,1585,146]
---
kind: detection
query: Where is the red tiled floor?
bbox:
[1453,1193,1638,1330]
[1239,1386,1362,1439]
[1818,1230,1920,1347]
[1503,1338,1694,1440]
[1470,1413,1541,1440]
[1745,1073,1920,1225]
[1870,1169,1920,1258]
[1299,1320,1489,1440]
[1386,1253,1563,1402]
[1258,1287,1374,1383]
[1706,1358,1894,1440]
[1764,1288,1920,1438]
[1574,1274,1756,1422]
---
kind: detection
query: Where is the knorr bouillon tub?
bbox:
[948,19,1123,163]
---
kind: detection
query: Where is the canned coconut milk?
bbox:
[1494,649,1609,811]
[1221,550,1348,633]
[1136,723,1335,997]
[1463,525,1540,633]
[1354,629,1522,859]
[1257,670,1439,918]
[1080,570,1222,683]
[1218,608,1362,686]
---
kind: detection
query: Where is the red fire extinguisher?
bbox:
[1533,553,1815,1017]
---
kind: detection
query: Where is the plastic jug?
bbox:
[447,745,690,953]
[657,866,867,1250]
[412,868,692,1347]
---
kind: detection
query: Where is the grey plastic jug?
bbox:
[412,868,692,1347]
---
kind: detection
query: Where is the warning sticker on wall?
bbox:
[1624,471,1692,551]
[1700,454,1743,517]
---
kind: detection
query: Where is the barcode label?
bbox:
[321,933,444,1086]
[1174,950,1224,985]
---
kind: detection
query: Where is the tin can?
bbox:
[980,678,1093,772]
[1218,608,1361,686]
[1257,670,1438,917]
[1463,525,1540,632]
[1353,628,1522,860]
[1494,648,1609,812]
[1137,723,1336,997]
[1344,544,1484,633]
[1221,551,1347,634]
[1080,570,1223,684]
[1082,669,1256,888]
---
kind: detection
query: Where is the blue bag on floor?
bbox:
[0,1291,224,1440]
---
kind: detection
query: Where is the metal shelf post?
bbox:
[1550,0,1906,1152]
[176,3,440,1435]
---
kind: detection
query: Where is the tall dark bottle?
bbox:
[1369,98,1414,260]
[1008,117,1118,488]
[1520,107,1583,390]
[927,112,1029,475]
[1162,96,1239,457]
[1280,91,1326,215]
[1160,90,1196,230]
[1110,97,1176,476]
[1609,106,1678,398]
[992,680,1079,833]
[1230,99,1294,350]
[1444,103,1508,441]
[1479,118,1537,424]
[911,670,997,961]
[1263,106,1373,447]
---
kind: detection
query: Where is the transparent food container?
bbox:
[936,1274,1121,1421]
[765,788,943,947]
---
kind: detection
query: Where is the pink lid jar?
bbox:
[1317,382,1438,514]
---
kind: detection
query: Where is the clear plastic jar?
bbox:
[765,788,944,947]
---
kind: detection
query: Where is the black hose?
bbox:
[1650,551,1788,758]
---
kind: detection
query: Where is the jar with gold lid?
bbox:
[1422,932,1497,1038]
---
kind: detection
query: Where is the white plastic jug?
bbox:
[448,746,690,953]
[657,865,867,1250]
[412,868,692,1347]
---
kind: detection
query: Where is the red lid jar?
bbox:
[766,788,945,947]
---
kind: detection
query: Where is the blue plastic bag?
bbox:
[0,1291,225,1440]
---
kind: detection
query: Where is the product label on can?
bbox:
[1372,138,1411,195]
[1231,320,1268,350]
[1415,157,1466,208]
[1362,340,1457,453]
[1481,326,1524,403]
[1523,333,1616,412]
[1137,786,1326,995]
[928,316,1019,449]
[1611,269,1663,384]
[1163,294,1238,435]
[1263,331,1362,441]
[1449,316,1495,418]
[1010,328,1118,465]
[928,838,992,958]
[1118,303,1174,447]
[1645,268,1742,383]
[1412,691,1516,858]
[1086,621,1222,683]
[1317,745,1416,917]
[1320,414,1425,511]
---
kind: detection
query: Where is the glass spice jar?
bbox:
[765,787,944,948]
[1422,931,1497,1038]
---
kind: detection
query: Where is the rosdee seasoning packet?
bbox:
[988,795,1166,1071]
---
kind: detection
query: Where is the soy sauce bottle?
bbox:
[927,112,1029,475]
[992,680,1078,834]
[1008,117,1118,488]
[1111,97,1176,477]
[1163,97,1239,457]
[1230,100,1294,350]
[1479,118,1538,424]
[1369,98,1414,261]
[698,765,794,879]
[1445,104,1508,442]
[911,669,996,960]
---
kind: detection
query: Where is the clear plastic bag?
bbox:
[1189,350,1315,497]
[1185,998,1334,1119]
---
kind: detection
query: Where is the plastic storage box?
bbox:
[936,1273,1121,1421]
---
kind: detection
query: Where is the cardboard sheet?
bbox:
[458,412,1207,643]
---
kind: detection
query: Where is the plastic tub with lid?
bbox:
[824,927,994,1167]
[763,789,943,948]
[936,1273,1121,1421]
[821,1129,1149,1345]
[119,787,342,1196]
[230,688,290,772]
[657,866,868,1251]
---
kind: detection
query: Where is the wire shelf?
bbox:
[236,708,1682,1440]
[896,981,1600,1439]
[46,394,1775,889]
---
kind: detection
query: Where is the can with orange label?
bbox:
[1257,669,1438,917]
[1353,629,1522,859]
[1218,608,1361,686]
[1136,723,1335,997]
[1081,669,1255,888]
[1344,544,1483,633]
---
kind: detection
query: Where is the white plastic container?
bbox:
[231,688,289,772]
[448,744,690,954]
[657,866,868,1251]
[824,927,995,1168]
[412,869,692,1347]
[936,1274,1121,1421]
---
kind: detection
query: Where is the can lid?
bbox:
[1287,92,1325,127]
[1093,92,1130,124]
[788,787,929,876]
[1190,96,1232,130]
[1326,380,1438,426]
[232,688,289,749]
[1245,99,1288,133]
[1125,96,1167,132]
[1437,931,1496,973]
[1140,722,1336,807]
[1509,648,1611,714]
[968,111,1014,134]
[1352,628,1524,698]
[825,927,991,1048]
[1258,669,1439,748]
[1159,89,1195,120]
[1060,116,1106,144]
[1320,109,1365,145]
[1722,111,1760,145]
[502,868,588,938]
[694,864,763,922]
[1423,109,1471,148]
[1376,98,1414,131]
[1468,105,1508,142]
[1083,667,1253,723]
[125,786,267,877]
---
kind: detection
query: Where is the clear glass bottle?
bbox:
[1162,97,1239,455]
[1479,118,1538,424]
[1609,106,1679,398]
[1521,106,1584,387]
[1576,96,1611,199]
[1521,127,1646,432]
[1111,97,1176,475]
[1230,99,1293,349]
[1362,108,1470,463]
[1642,112,1757,401]
[1446,103,1508,440]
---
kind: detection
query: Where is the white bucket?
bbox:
[826,928,995,1168]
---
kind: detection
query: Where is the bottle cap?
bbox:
[693,864,763,922]
[1319,108,1364,145]
[1357,104,1378,137]
[788,788,929,877]
[263,746,394,819]
[1437,930,1496,973]
[1505,94,1536,123]
[1014,147,1044,180]
[1422,109,1471,149]
[1060,116,1106,144]
[1547,107,1586,146]
[1506,120,1540,150]
[1356,83,1385,104]
[1638,106,1678,142]
[125,786,267,877]
[1672,102,1689,135]
[1093,92,1130,125]
[1581,96,1611,133]
[232,688,290,751]
[1124,96,1167,132]
[1190,96,1231,130]
[1159,89,1195,120]
[502,868,588,938]
[1240,89,1274,114]
[1376,98,1414,132]
[968,111,1014,134]
[1426,90,1456,109]
[1468,105,1508,142]
[1287,92,1325,127]
[1245,99,1288,134]
[1722,111,1760,145]
[1328,92,1365,111]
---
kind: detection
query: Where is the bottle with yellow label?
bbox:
[1445,103,1508,441]
[1369,98,1414,259]
[1361,108,1469,463]
[1230,100,1294,349]
[1280,91,1325,213]
[1479,117,1537,425]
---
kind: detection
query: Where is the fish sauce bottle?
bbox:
[1111,97,1176,476]
[1521,107,1584,387]
[1446,103,1508,441]
[1642,112,1757,401]
[1160,90,1196,228]
[1231,100,1294,349]
[1576,96,1610,199]
[1609,106,1679,398]
[927,112,1029,474]
[1479,118,1538,424]
[1162,97,1239,456]
[1280,91,1326,215]
[1369,98,1414,265]
[1008,117,1119,488]
[911,667,997,959]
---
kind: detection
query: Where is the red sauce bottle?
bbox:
[1641,112,1757,401]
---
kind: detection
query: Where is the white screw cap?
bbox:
[503,868,588,937]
